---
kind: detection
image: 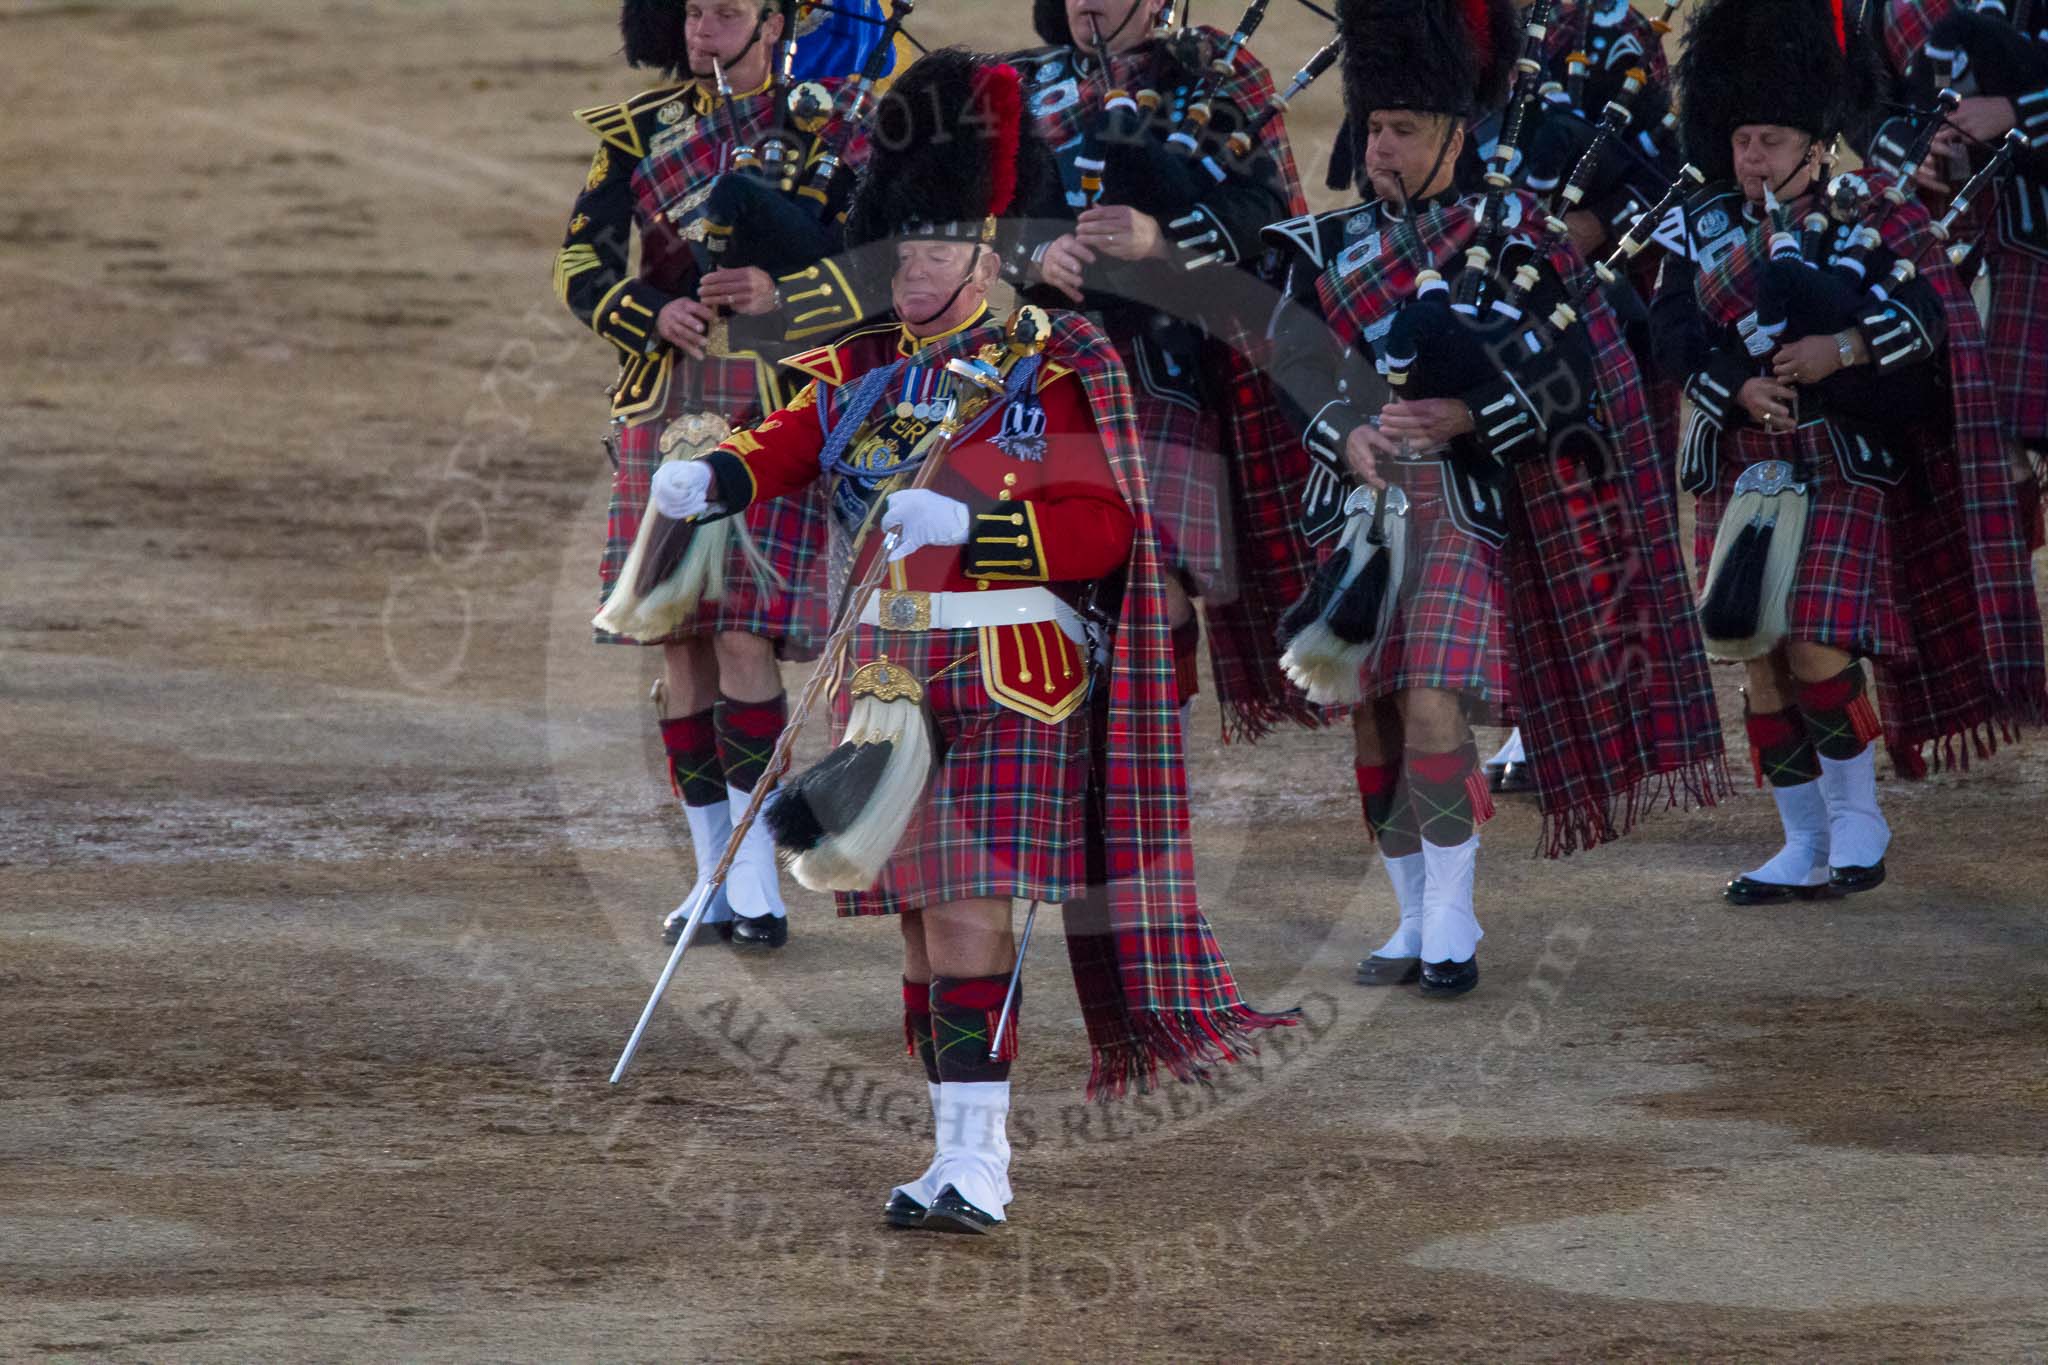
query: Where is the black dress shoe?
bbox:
[883,1191,927,1230]
[1723,876,1841,906]
[661,915,735,946]
[1355,954,1422,986]
[730,913,788,948]
[1491,761,1536,794]
[1829,859,1886,894]
[1419,956,1479,997]
[922,1185,1001,1235]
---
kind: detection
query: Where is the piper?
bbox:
[556,0,890,951]
[1651,0,2046,905]
[1262,0,1725,995]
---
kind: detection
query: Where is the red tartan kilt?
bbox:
[834,624,1092,917]
[1985,252,2048,442]
[1358,472,1514,714]
[596,374,829,658]
[1131,389,1233,596]
[1694,422,1912,661]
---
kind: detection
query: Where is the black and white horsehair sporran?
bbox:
[1278,482,1410,702]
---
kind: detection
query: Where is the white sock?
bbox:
[1486,728,1525,769]
[1741,781,1831,887]
[1370,850,1427,958]
[1420,834,1483,964]
[723,783,788,919]
[932,1080,1011,1218]
[1817,748,1891,870]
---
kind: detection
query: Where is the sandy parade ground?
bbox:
[3,0,2047,1359]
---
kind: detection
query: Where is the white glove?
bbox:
[650,460,713,520]
[880,488,971,562]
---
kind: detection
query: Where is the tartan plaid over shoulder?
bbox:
[913,310,1297,1097]
[1315,190,1729,855]
[1693,174,2048,772]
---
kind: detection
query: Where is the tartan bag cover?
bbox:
[1316,189,1729,855]
[1694,173,2048,773]
[903,311,1298,1098]
[1876,0,1964,76]
[1027,28,1305,208]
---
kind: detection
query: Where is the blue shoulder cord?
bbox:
[816,347,1043,482]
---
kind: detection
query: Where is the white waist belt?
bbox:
[859,586,1083,641]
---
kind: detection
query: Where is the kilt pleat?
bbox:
[1694,422,1912,662]
[834,624,1092,916]
[1358,472,1514,712]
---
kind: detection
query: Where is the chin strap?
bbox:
[1371,119,1461,215]
[905,244,987,330]
[1083,0,1158,69]
[703,6,772,82]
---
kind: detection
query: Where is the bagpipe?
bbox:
[1074,0,1335,265]
[698,0,915,278]
[1086,2,1271,222]
[1514,1,1685,245]
[1178,30,1346,269]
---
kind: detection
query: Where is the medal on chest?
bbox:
[831,364,957,529]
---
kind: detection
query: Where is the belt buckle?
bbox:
[877,589,932,632]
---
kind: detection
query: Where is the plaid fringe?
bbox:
[1541,756,1732,862]
[1085,1004,1304,1102]
[1889,719,2018,780]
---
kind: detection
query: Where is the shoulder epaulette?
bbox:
[573,84,689,160]
[1260,208,1351,269]
[781,323,897,387]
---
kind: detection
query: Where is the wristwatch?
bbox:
[1834,331,1858,369]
